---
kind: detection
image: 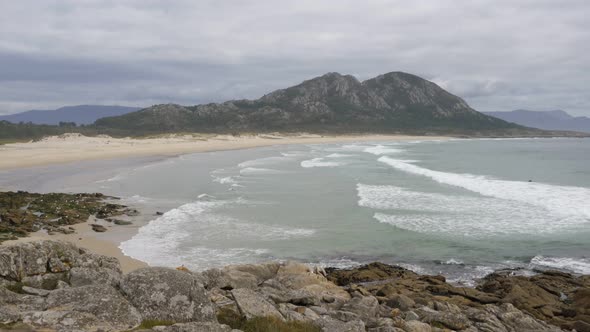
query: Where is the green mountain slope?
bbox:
[95,71,519,134]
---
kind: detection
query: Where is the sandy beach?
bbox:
[0,133,450,171]
[3,220,148,274]
[1,133,450,273]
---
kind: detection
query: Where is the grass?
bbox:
[0,138,29,145]
[217,308,321,332]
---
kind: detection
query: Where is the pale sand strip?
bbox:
[1,133,450,273]
[0,133,450,171]
[3,221,148,274]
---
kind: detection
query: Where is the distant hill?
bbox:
[96,72,520,134]
[0,105,140,125]
[484,110,590,133]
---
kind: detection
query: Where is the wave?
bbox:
[301,158,344,168]
[378,157,590,219]
[120,198,315,270]
[238,156,290,168]
[212,175,239,185]
[363,145,404,155]
[325,153,354,158]
[530,256,590,274]
[239,167,284,175]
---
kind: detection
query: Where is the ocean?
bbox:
[3,137,589,285]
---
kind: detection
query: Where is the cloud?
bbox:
[0,0,589,115]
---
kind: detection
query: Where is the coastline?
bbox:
[0,133,450,274]
[2,219,148,274]
[0,133,450,171]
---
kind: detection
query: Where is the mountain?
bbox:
[0,105,140,125]
[484,110,590,133]
[95,72,519,134]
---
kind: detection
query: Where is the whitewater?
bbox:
[108,137,590,284]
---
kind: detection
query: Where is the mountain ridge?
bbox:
[95,71,519,134]
[484,109,590,133]
[0,105,140,125]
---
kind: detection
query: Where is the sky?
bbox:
[1,0,589,116]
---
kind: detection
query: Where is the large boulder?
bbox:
[231,288,284,320]
[120,267,216,322]
[23,285,141,331]
[203,262,281,290]
[0,241,81,281]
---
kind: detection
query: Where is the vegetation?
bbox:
[133,319,175,330]
[0,191,131,243]
[217,308,321,332]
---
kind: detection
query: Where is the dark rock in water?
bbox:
[0,191,129,242]
[120,267,216,323]
[125,208,140,216]
[91,224,107,232]
[156,211,164,215]
[113,219,133,225]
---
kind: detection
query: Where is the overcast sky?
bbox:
[1,0,588,116]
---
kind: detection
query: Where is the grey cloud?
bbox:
[0,0,588,115]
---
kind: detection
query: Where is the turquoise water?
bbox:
[3,138,589,285]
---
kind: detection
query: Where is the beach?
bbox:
[0,133,449,274]
[0,133,449,171]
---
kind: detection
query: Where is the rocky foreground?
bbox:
[0,241,589,332]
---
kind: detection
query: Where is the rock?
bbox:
[91,224,107,232]
[120,267,216,323]
[327,262,419,286]
[316,315,366,332]
[404,311,420,321]
[231,288,284,320]
[22,284,141,331]
[113,219,133,225]
[341,295,380,321]
[156,211,164,215]
[21,286,50,297]
[21,272,68,290]
[0,240,80,281]
[272,261,351,304]
[68,266,122,288]
[465,303,562,332]
[387,294,416,311]
[285,288,321,306]
[416,306,471,330]
[203,262,281,290]
[151,322,235,332]
[402,320,432,332]
[369,326,404,332]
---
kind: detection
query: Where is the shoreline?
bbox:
[3,219,148,274]
[0,133,450,274]
[0,133,450,171]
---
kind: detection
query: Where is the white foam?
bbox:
[378,156,590,219]
[120,198,315,270]
[301,158,344,168]
[212,175,239,185]
[363,145,404,155]
[530,256,590,274]
[325,153,354,158]
[238,156,290,168]
[239,167,283,175]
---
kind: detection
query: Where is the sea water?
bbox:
[4,138,589,285]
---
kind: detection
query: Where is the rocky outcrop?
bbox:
[0,191,137,242]
[120,267,216,323]
[0,240,229,331]
[1,240,585,332]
